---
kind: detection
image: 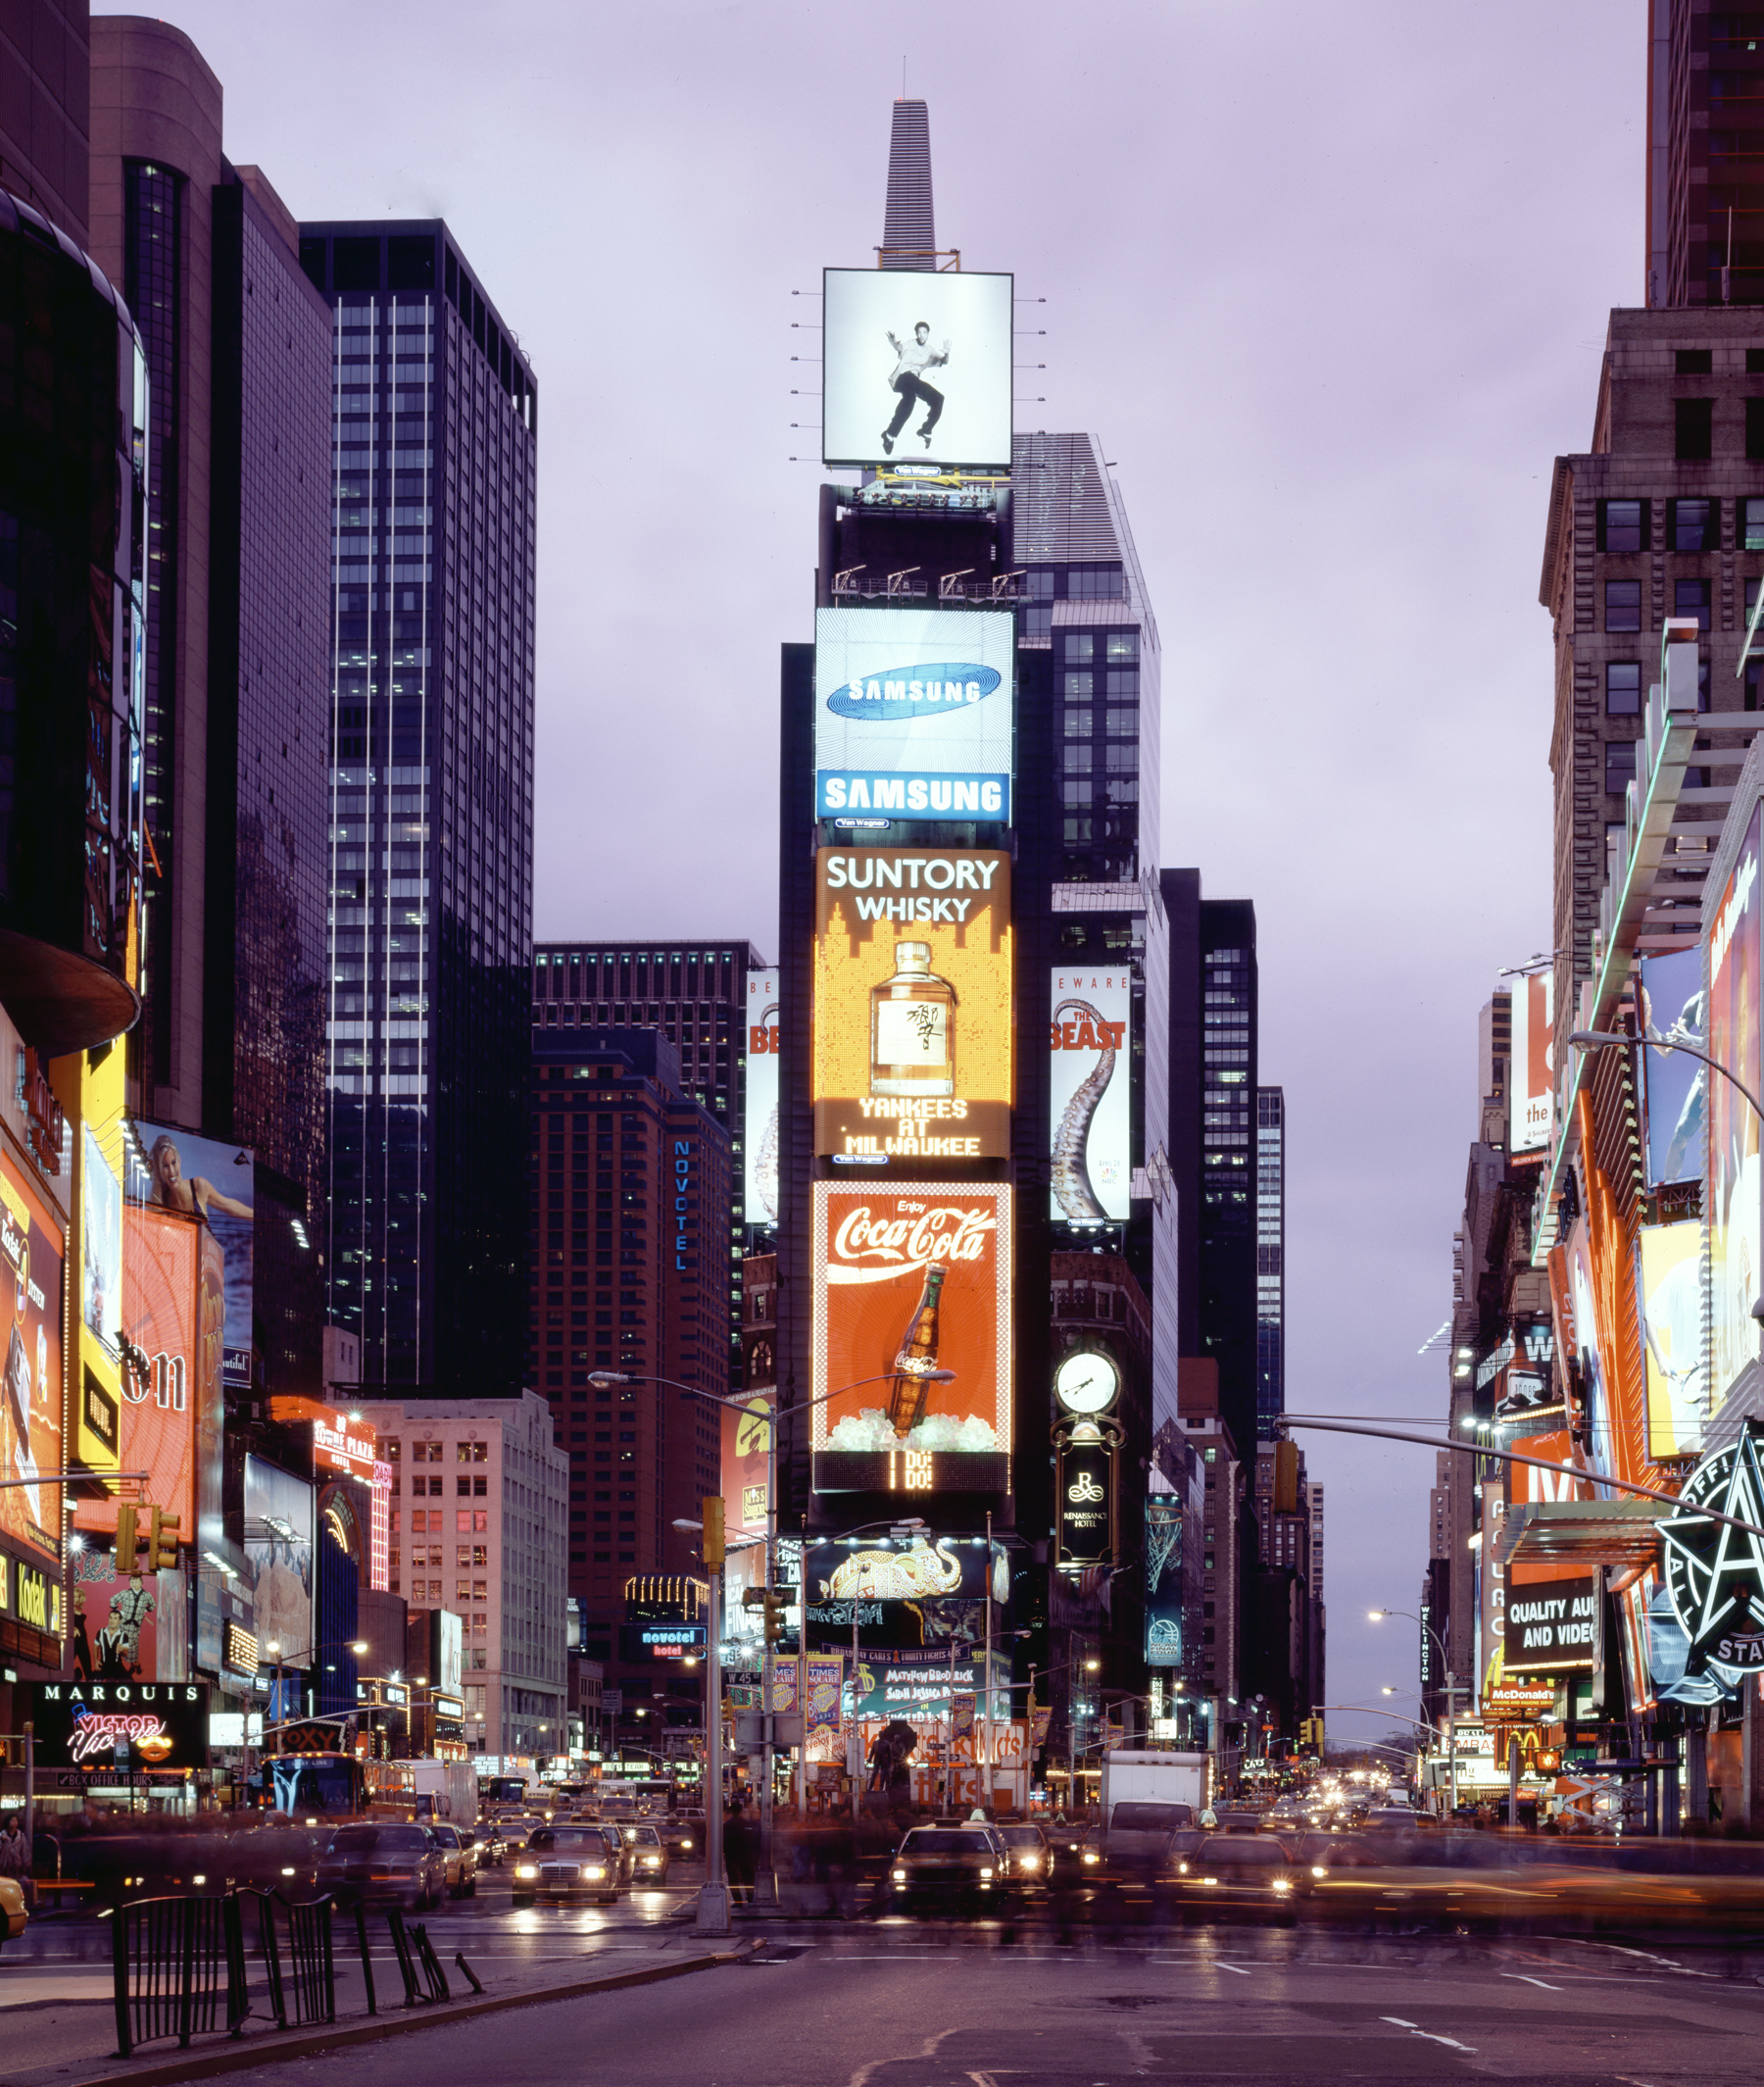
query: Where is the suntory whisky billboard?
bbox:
[810,1181,1011,1495]
[811,847,1012,1159]
[813,608,1015,823]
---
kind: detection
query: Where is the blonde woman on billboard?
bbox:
[148,1135,253,1227]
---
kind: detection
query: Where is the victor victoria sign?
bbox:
[30,1680,209,1771]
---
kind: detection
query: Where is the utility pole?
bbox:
[695,1498,729,1936]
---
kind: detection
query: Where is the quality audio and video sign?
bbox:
[811,1181,1011,1496]
[812,847,1012,1160]
[813,608,1014,824]
[31,1680,208,1772]
[1050,969,1131,1223]
[1501,1574,1597,1673]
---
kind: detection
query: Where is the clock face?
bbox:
[1055,1351,1119,1416]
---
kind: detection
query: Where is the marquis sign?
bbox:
[1659,1427,1764,1682]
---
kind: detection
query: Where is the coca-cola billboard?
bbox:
[811,1181,1011,1496]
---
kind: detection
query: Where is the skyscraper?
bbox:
[1255,1086,1285,1433]
[90,17,332,1392]
[531,937,761,1389]
[296,222,537,1392]
[0,0,89,248]
[1646,2,1764,308]
[880,99,935,267]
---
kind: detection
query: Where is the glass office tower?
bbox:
[298,222,536,1390]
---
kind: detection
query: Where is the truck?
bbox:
[411,1759,479,1828]
[1098,1751,1211,1870]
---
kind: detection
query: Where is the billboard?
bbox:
[812,608,1015,825]
[73,1047,125,1474]
[0,1153,64,1565]
[812,846,1012,1159]
[1145,1492,1184,1667]
[71,1548,160,1683]
[1501,1574,1597,1673]
[1708,805,1762,1418]
[1509,970,1554,1154]
[744,969,780,1227]
[1050,969,1132,1222]
[722,1390,772,1540]
[30,1679,209,1774]
[74,1203,201,1550]
[1055,1434,1114,1565]
[243,1456,314,1668]
[133,1120,254,1390]
[821,267,1013,473]
[1637,1219,1706,1460]
[805,1533,1005,1604]
[1638,947,1705,1188]
[810,1181,1010,1494]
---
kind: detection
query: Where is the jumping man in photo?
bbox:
[881,321,949,454]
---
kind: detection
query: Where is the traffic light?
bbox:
[761,1589,787,1645]
[147,1507,180,1570]
[702,1496,725,1568]
[112,1504,137,1577]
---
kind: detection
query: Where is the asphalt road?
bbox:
[189,1923,1764,2087]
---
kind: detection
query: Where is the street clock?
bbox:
[1054,1350,1120,1417]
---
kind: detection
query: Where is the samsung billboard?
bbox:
[821,268,1013,474]
[813,608,1014,825]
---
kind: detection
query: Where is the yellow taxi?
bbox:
[0,1876,27,1945]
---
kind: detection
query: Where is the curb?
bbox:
[59,1939,760,2087]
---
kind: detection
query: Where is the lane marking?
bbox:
[1213,1961,1251,1975]
[1502,1973,1563,1990]
[1379,2015,1476,2052]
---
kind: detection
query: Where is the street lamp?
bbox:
[1570,1029,1763,1123]
[1370,1608,1462,1817]
[595,1366,956,1895]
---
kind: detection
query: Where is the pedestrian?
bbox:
[724,1799,759,1903]
[0,1814,28,1904]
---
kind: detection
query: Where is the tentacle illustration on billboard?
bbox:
[1051,996,1118,1220]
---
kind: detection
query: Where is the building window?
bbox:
[1670,497,1715,552]
[1604,738,1638,795]
[1063,634,1094,664]
[1743,499,1764,553]
[1604,579,1642,632]
[1674,576,1712,631]
[1748,397,1764,464]
[1063,709,1092,739]
[1605,662,1642,715]
[1676,398,1713,462]
[1675,348,1713,375]
[1105,632,1138,663]
[1062,671,1093,700]
[1596,499,1645,553]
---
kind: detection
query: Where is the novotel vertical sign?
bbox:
[673,1140,693,1269]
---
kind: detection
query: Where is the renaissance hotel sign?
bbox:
[813,608,1014,824]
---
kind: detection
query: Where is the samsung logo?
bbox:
[821,774,1004,815]
[825,664,1001,721]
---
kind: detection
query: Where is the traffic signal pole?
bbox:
[696,1496,729,1937]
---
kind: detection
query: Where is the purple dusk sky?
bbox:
[138,0,1642,1738]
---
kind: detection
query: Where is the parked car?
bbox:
[1167,1833,1321,1910]
[619,1822,668,1884]
[512,1825,624,1906]
[888,1825,1005,1906]
[429,1822,476,1898]
[318,1824,447,1911]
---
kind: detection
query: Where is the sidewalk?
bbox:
[0,1916,749,2087]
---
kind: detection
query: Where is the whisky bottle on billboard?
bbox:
[869,942,956,1097]
[888,1263,945,1438]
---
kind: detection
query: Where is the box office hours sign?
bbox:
[31,1680,209,1770]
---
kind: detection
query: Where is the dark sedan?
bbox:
[318,1824,446,1911]
[512,1825,624,1906]
[888,1826,1005,1906]
[1167,1833,1322,1911]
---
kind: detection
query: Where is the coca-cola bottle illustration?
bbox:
[888,1263,945,1438]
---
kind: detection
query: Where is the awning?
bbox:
[1495,1499,1667,1568]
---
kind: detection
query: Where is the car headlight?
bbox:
[892,1867,906,1881]
[515,1864,538,1878]
[979,1865,994,1878]
[1311,1865,1327,1878]
[680,1839,692,1851]
[1177,1861,1190,1874]
[1271,1877,1293,1894]
[1082,1850,1100,1865]
[643,1856,661,1866]
[1018,1855,1038,1868]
